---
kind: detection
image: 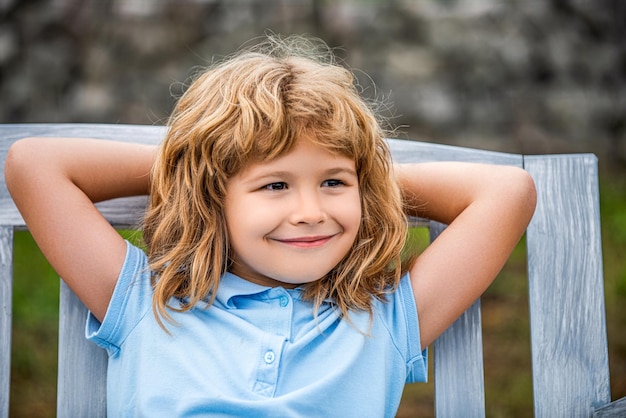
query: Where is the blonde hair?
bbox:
[142,35,412,327]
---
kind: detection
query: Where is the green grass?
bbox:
[10,231,59,417]
[8,179,626,416]
[9,230,143,417]
[599,177,626,399]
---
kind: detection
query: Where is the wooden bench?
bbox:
[1,123,624,417]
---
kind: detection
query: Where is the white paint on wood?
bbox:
[431,223,486,418]
[57,281,108,417]
[435,300,484,418]
[0,226,13,418]
[593,396,626,417]
[525,154,611,417]
[388,138,522,166]
[0,124,620,417]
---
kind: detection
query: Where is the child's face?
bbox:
[224,136,361,288]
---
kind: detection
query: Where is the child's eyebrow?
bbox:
[243,167,357,184]
[243,170,292,183]
[324,167,358,177]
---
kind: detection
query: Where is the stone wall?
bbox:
[1,0,625,170]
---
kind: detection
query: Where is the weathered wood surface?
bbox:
[430,222,485,418]
[525,154,611,417]
[0,226,13,418]
[388,137,522,166]
[0,124,622,417]
[593,397,626,418]
[57,281,107,417]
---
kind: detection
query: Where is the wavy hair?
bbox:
[142,35,413,327]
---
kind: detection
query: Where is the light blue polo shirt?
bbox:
[87,241,427,417]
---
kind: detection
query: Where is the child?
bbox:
[5,35,536,417]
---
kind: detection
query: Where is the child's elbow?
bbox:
[5,138,40,193]
[513,168,537,221]
[5,139,27,187]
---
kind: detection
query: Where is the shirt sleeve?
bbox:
[376,273,428,383]
[85,240,153,357]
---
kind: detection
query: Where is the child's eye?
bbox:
[322,179,345,188]
[263,182,288,191]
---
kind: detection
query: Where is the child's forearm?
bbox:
[5,137,157,321]
[394,161,537,226]
[5,137,155,203]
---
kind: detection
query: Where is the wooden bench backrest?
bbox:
[1,124,624,417]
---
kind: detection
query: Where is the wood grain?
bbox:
[57,281,107,417]
[0,226,13,418]
[1,124,622,417]
[526,154,611,417]
[431,221,485,418]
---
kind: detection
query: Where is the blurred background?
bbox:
[2,0,625,416]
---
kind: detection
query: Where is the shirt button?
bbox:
[264,350,276,364]
[279,296,288,307]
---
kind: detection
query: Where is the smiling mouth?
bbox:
[273,235,336,248]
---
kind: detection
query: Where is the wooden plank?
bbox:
[0,226,13,418]
[387,138,522,166]
[525,154,611,417]
[4,124,613,416]
[431,221,485,418]
[0,123,165,145]
[593,397,626,417]
[434,300,484,418]
[57,281,107,417]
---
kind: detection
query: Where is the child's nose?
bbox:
[290,190,327,225]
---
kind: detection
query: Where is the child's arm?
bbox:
[395,162,537,349]
[4,137,156,322]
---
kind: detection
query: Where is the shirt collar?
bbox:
[215,272,271,307]
[214,272,335,308]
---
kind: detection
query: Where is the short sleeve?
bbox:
[85,241,153,357]
[375,273,428,383]
[401,274,428,382]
